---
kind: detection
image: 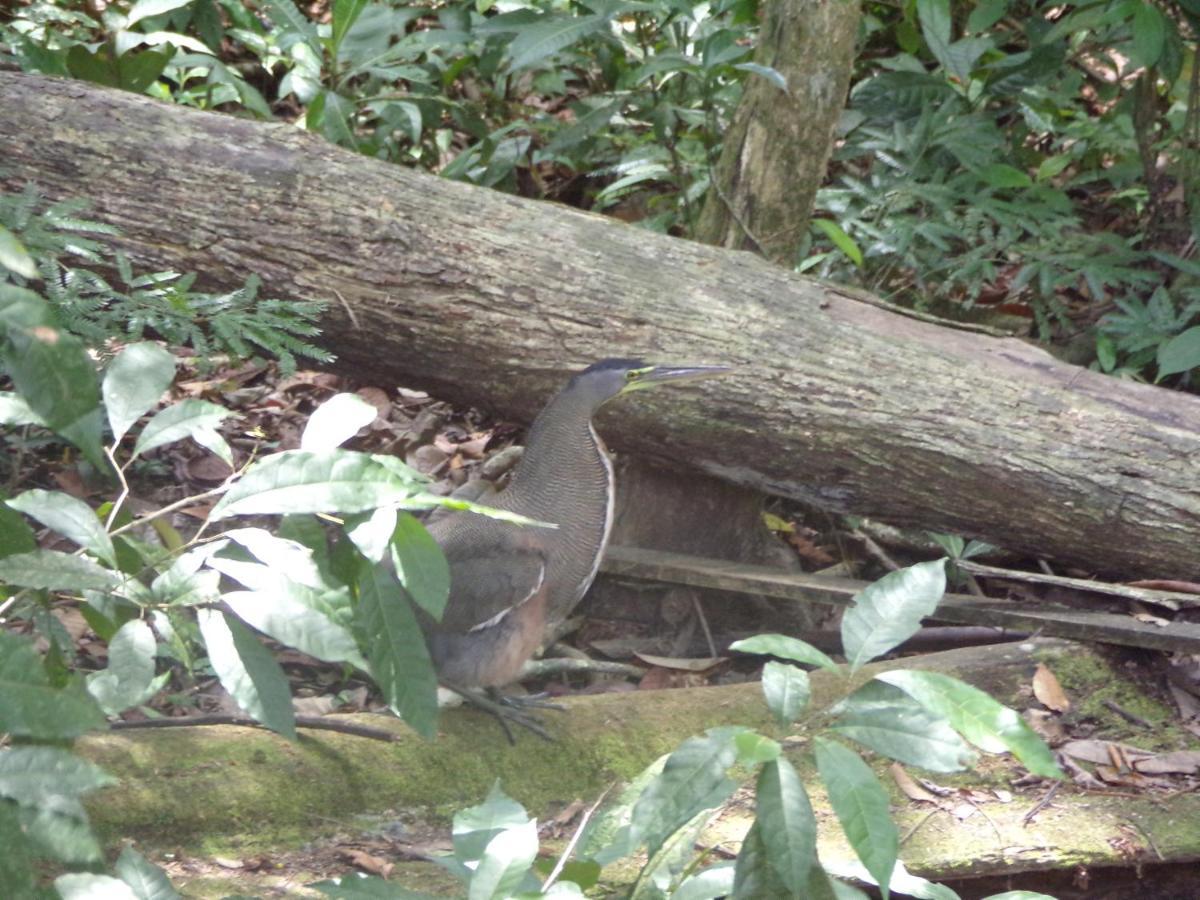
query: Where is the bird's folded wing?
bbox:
[435,531,548,634]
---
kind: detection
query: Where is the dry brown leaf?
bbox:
[1131,750,1200,775]
[457,434,491,459]
[356,386,391,421]
[1059,739,1152,766]
[342,849,394,879]
[1032,662,1071,713]
[890,763,939,803]
[186,454,234,482]
[1024,708,1067,744]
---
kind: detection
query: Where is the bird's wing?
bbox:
[431,524,548,634]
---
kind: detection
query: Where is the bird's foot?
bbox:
[489,689,566,713]
[444,682,558,743]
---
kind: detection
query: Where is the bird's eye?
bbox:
[626,366,652,381]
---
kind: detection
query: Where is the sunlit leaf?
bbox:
[814,738,897,897]
[301,392,377,451]
[506,13,609,72]
[8,489,116,567]
[86,619,159,715]
[762,661,810,725]
[731,633,838,672]
[841,560,946,671]
[0,549,121,592]
[197,608,296,739]
[755,757,816,893]
[102,342,175,444]
[133,398,232,464]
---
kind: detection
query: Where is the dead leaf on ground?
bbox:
[341,849,394,879]
[1059,739,1153,767]
[1131,750,1200,775]
[890,763,939,803]
[186,454,234,482]
[1024,708,1067,744]
[1032,662,1071,712]
[293,695,338,717]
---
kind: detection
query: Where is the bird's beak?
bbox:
[625,364,732,392]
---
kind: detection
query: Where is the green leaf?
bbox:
[197,609,297,739]
[345,507,397,563]
[629,727,744,856]
[0,632,107,738]
[876,670,1063,778]
[468,819,539,900]
[133,398,232,464]
[506,13,609,72]
[353,558,438,738]
[1157,325,1200,378]
[734,731,781,766]
[978,163,1032,189]
[389,512,449,620]
[126,0,193,27]
[0,802,35,898]
[730,633,838,672]
[23,803,103,864]
[966,0,1007,33]
[916,0,953,72]
[453,781,530,863]
[103,342,176,444]
[0,746,115,806]
[114,846,181,900]
[0,391,45,427]
[332,0,370,52]
[812,219,864,267]
[825,857,959,900]
[0,287,104,470]
[223,589,368,670]
[733,62,788,92]
[0,549,121,592]
[86,619,159,715]
[263,0,320,48]
[1131,2,1166,68]
[814,738,897,898]
[0,225,37,278]
[761,661,810,725]
[731,820,790,898]
[211,449,424,520]
[830,680,975,772]
[0,500,37,559]
[841,560,946,671]
[8,489,116,567]
[755,758,817,893]
[56,874,139,900]
[223,528,325,587]
[672,864,735,900]
[301,392,377,451]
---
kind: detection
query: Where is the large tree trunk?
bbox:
[693,0,860,262]
[2,72,1199,580]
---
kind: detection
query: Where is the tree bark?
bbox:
[693,0,861,262]
[2,72,1199,581]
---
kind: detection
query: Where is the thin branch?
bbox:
[110,713,401,742]
[543,784,612,891]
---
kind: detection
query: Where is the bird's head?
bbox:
[568,358,730,409]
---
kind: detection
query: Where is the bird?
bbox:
[421,359,729,738]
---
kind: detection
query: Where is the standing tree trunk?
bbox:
[694,0,861,263]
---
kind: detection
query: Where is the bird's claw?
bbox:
[445,683,559,743]
[490,689,566,713]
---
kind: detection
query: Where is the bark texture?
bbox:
[3,72,1200,580]
[693,0,861,262]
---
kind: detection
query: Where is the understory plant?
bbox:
[314,560,1063,900]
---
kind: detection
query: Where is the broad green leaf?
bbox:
[8,489,116,567]
[114,846,181,900]
[824,857,960,900]
[389,511,449,620]
[56,874,139,900]
[1157,325,1200,378]
[468,819,538,900]
[730,633,838,672]
[103,342,176,444]
[126,0,193,26]
[0,549,121,592]
[830,680,975,772]
[1131,2,1166,68]
[631,804,721,900]
[755,758,816,893]
[841,560,946,671]
[966,0,1007,33]
[197,609,296,739]
[211,449,423,520]
[23,802,102,863]
[0,288,104,470]
[209,557,350,621]
[0,653,107,739]
[916,0,953,73]
[876,670,1063,779]
[0,391,45,427]
[345,507,397,563]
[263,0,319,46]
[731,820,790,898]
[301,392,376,451]
[149,542,224,606]
[332,0,370,52]
[86,619,159,715]
[814,738,897,897]
[223,528,324,588]
[0,499,37,558]
[506,13,609,72]
[0,802,35,898]
[812,218,864,267]
[673,863,735,900]
[733,62,788,92]
[734,731,781,766]
[354,559,438,738]
[0,225,36,278]
[629,727,743,857]
[0,746,115,806]
[453,781,531,864]
[133,398,232,464]
[978,163,1032,189]
[761,661,810,725]
[223,589,367,670]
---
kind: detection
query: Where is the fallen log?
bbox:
[3,72,1199,579]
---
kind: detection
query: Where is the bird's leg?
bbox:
[442,681,557,743]
[489,688,566,713]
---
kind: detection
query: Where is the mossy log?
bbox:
[78,640,1200,896]
[2,72,1200,581]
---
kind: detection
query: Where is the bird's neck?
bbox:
[505,389,610,520]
